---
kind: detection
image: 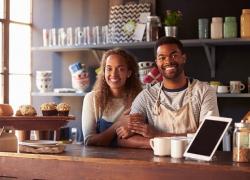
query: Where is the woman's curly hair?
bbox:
[93,48,142,114]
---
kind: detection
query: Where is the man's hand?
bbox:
[128,118,159,138]
[115,112,143,139]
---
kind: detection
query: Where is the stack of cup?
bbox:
[68,62,89,92]
[138,61,154,84]
[36,71,53,92]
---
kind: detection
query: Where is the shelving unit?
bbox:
[31,92,86,97]
[31,38,250,98]
[32,38,250,78]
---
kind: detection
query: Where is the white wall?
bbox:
[32,0,109,128]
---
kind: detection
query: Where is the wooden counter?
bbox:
[0,145,250,180]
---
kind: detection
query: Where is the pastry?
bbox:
[40,102,58,116]
[0,104,14,116]
[16,105,37,116]
[243,111,250,122]
[56,103,71,116]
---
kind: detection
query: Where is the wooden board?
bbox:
[0,116,75,130]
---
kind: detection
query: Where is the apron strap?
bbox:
[153,83,163,115]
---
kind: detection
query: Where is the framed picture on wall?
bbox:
[108,0,156,43]
[109,0,156,14]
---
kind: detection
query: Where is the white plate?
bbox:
[19,140,59,147]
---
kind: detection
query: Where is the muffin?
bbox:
[0,104,14,116]
[56,103,71,116]
[16,105,37,116]
[40,102,58,116]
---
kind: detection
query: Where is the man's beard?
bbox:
[159,62,185,80]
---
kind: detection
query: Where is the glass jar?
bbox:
[211,17,223,39]
[233,121,250,162]
[146,16,161,42]
[241,9,250,38]
[223,16,237,38]
[198,18,209,39]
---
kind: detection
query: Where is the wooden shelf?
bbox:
[31,92,250,98]
[31,38,250,52]
[0,116,75,130]
[31,92,86,97]
[216,93,250,98]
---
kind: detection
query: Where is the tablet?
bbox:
[183,115,232,161]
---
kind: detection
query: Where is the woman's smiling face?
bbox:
[104,54,131,94]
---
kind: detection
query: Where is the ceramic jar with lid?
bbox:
[146,16,161,42]
[233,121,250,162]
[211,17,223,39]
[223,16,237,38]
[241,9,250,38]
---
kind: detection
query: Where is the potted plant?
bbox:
[164,10,182,37]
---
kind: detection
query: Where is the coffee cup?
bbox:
[170,137,188,158]
[150,137,171,156]
[217,85,230,93]
[209,81,221,92]
[138,61,154,70]
[230,81,245,93]
[36,71,53,92]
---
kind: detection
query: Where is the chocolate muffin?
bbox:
[16,105,37,116]
[56,103,71,116]
[40,102,58,116]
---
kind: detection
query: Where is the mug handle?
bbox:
[240,83,245,91]
[149,139,154,150]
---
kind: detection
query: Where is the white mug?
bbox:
[150,137,171,156]
[170,137,188,158]
[230,81,245,93]
[217,85,230,93]
[36,71,53,92]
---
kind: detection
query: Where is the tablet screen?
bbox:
[186,119,229,156]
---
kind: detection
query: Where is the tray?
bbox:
[19,140,65,154]
[0,115,75,130]
[19,140,59,147]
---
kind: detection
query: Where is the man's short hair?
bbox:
[154,36,184,55]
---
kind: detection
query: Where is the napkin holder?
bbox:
[0,127,18,152]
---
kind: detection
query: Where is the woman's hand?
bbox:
[116,126,134,139]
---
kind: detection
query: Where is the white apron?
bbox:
[152,80,198,134]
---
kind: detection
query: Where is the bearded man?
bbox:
[116,36,219,148]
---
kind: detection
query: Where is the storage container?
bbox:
[241,9,250,38]
[223,16,237,38]
[233,121,250,162]
[211,17,223,39]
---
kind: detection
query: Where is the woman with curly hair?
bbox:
[82,48,142,146]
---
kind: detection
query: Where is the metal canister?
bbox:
[146,16,161,42]
[233,121,250,162]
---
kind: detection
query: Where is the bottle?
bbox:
[146,16,161,42]
[241,9,250,38]
[198,18,209,39]
[211,17,223,39]
[223,16,237,38]
[233,121,250,162]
